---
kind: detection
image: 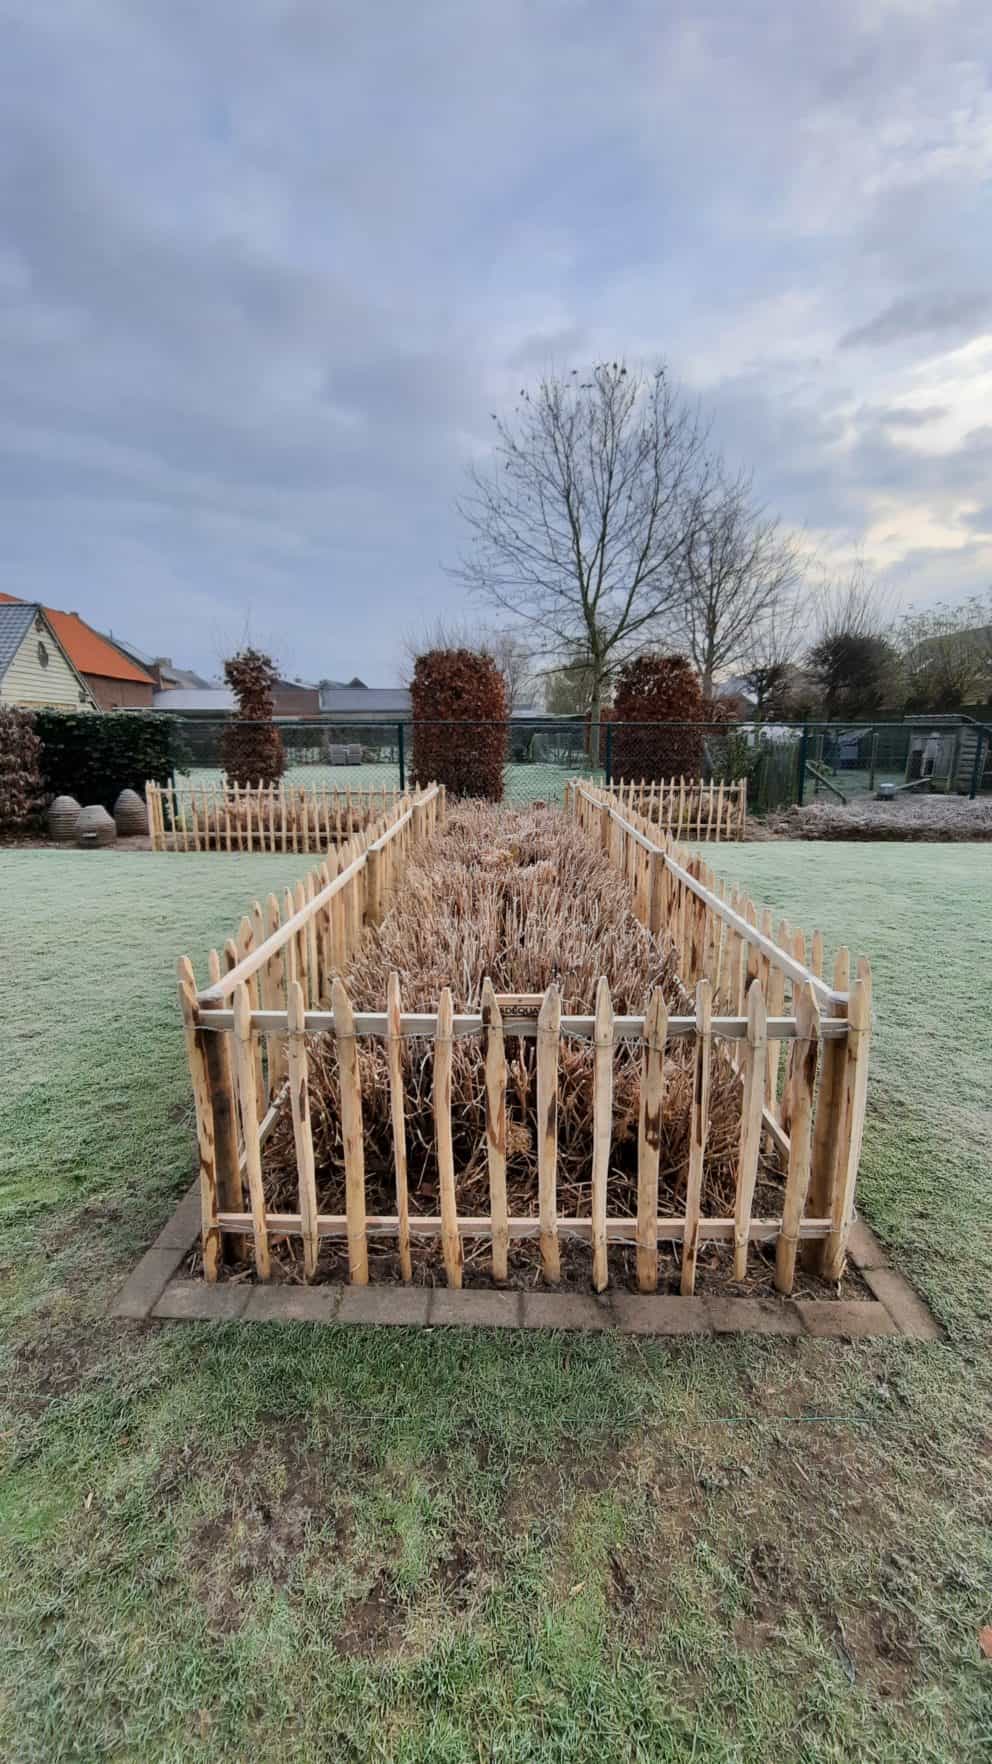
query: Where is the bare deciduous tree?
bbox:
[455,361,709,752]
[813,563,893,643]
[477,627,540,713]
[738,590,807,719]
[897,592,992,711]
[671,467,803,698]
[544,649,600,715]
[399,616,538,711]
[807,566,900,718]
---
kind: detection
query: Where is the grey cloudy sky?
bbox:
[2,1,990,683]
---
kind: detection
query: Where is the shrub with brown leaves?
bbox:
[613,654,706,780]
[409,648,506,799]
[0,706,44,833]
[220,649,285,787]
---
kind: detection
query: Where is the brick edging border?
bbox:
[110,1183,943,1341]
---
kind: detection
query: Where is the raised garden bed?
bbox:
[612,775,747,841]
[148,779,413,853]
[176,782,873,1312]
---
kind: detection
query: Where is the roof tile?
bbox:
[0,594,154,685]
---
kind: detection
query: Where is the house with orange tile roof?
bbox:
[0,594,156,709]
[0,602,97,710]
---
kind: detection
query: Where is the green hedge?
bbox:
[34,713,190,810]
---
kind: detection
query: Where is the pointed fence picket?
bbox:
[569,780,871,1284]
[148,779,409,853]
[175,777,870,1307]
[184,970,857,1298]
[613,775,747,841]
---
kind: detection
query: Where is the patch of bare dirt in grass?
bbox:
[334,1535,494,1660]
[37,1200,129,1261]
[501,1471,554,1541]
[436,1538,493,1609]
[834,1595,919,1701]
[9,1310,150,1407]
[734,1541,924,1702]
[334,1572,411,1659]
[573,1410,922,1700]
[179,1421,347,1635]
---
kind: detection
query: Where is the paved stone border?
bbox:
[110,1184,201,1320]
[110,1184,944,1341]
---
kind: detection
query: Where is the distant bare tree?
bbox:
[480,627,540,712]
[455,361,709,755]
[544,649,600,715]
[897,592,992,710]
[739,591,807,719]
[399,616,538,712]
[814,563,892,642]
[671,467,803,698]
[808,567,900,719]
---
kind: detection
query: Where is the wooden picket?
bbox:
[481,978,509,1282]
[176,776,871,1308]
[618,775,747,841]
[148,779,408,853]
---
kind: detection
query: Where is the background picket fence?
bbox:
[148,779,407,853]
[613,775,747,841]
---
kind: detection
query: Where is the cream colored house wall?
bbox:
[0,618,96,709]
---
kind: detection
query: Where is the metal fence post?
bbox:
[797,722,809,806]
[604,722,613,786]
[969,727,987,799]
[397,721,405,790]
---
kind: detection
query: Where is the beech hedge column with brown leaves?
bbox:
[613,655,707,781]
[220,649,286,788]
[409,648,506,800]
[0,706,44,832]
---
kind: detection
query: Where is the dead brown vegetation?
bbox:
[263,806,779,1250]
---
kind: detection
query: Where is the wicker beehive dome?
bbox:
[113,788,148,836]
[47,795,81,841]
[76,804,117,848]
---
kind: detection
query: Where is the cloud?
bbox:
[864,404,950,429]
[840,292,992,351]
[0,0,991,678]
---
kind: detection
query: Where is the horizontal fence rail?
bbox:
[148,779,409,853]
[568,781,846,1009]
[198,1007,851,1041]
[175,775,870,1306]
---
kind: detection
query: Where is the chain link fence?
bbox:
[162,714,991,811]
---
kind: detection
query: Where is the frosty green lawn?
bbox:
[1,842,989,1763]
